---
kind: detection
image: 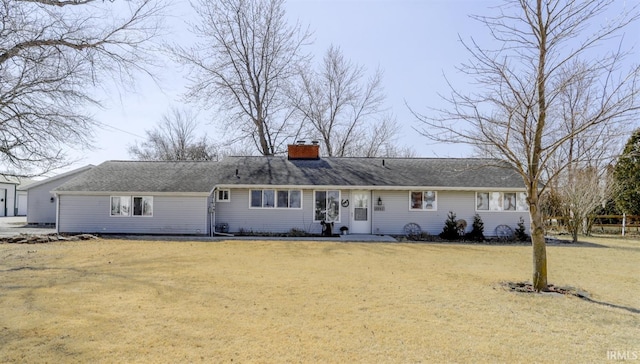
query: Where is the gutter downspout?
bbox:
[210,191,215,237]
[55,193,60,234]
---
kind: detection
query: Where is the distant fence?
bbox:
[546,214,640,236]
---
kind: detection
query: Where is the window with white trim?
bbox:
[250,189,301,209]
[111,196,153,216]
[111,196,130,216]
[409,191,437,210]
[217,189,230,202]
[314,190,340,222]
[476,192,528,211]
[133,196,153,216]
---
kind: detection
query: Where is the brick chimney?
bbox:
[288,140,320,160]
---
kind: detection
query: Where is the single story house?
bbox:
[19,165,94,224]
[54,161,220,234]
[54,143,531,237]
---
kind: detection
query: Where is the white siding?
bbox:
[58,195,209,235]
[215,188,351,234]
[372,190,530,236]
[17,191,27,216]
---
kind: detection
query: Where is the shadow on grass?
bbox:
[503,281,640,315]
[574,293,640,314]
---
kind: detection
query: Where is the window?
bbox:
[289,190,301,208]
[315,190,340,222]
[516,192,528,211]
[217,189,230,202]
[133,196,153,216]
[263,190,275,207]
[250,189,302,209]
[503,193,516,211]
[251,190,262,207]
[489,192,503,211]
[111,196,152,216]
[110,196,130,216]
[476,192,528,212]
[410,191,437,210]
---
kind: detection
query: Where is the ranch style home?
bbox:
[53,142,531,237]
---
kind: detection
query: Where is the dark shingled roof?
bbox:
[54,161,219,193]
[54,157,524,193]
[215,156,524,189]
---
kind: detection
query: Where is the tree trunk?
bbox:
[529,192,548,292]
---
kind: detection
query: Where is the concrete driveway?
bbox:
[0,216,56,238]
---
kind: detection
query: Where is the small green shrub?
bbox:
[439,211,460,240]
[515,216,529,241]
[465,214,485,241]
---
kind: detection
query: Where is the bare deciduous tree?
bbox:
[556,166,618,242]
[412,0,640,291]
[128,108,219,161]
[350,115,417,158]
[0,0,166,177]
[292,45,411,157]
[173,0,311,156]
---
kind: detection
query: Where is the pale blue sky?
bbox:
[63,0,639,173]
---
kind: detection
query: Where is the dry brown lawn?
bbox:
[1,236,638,363]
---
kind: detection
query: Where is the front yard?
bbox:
[1,237,638,363]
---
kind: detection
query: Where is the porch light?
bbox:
[377,197,382,206]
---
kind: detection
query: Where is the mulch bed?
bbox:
[502,281,590,298]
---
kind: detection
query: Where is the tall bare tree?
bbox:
[128,107,219,161]
[413,0,640,291]
[556,166,618,242]
[292,45,411,157]
[173,0,311,156]
[0,0,166,177]
[543,60,625,241]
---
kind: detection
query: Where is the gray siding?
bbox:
[215,189,351,234]
[372,190,530,236]
[26,182,58,224]
[27,172,88,224]
[218,189,530,236]
[58,195,209,235]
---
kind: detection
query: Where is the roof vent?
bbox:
[296,140,306,145]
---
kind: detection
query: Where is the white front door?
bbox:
[351,190,371,234]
